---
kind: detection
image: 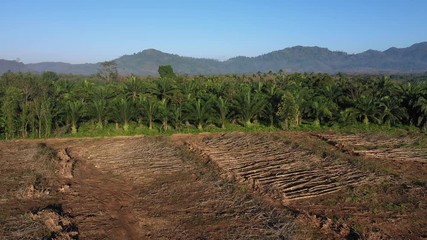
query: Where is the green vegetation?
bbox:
[0,67,427,139]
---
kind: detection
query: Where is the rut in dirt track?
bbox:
[53,146,142,239]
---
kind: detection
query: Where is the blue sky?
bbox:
[1,0,426,63]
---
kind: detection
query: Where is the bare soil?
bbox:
[1,136,299,239]
[1,131,426,239]
[180,132,427,239]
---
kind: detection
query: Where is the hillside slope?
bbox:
[1,42,426,75]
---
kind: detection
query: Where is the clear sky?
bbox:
[1,0,426,63]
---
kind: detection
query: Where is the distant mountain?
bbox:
[115,49,224,75]
[1,42,427,75]
[26,62,99,75]
[0,60,29,73]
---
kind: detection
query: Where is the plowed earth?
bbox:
[1,131,426,239]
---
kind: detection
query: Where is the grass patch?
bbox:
[411,179,426,187]
[332,123,423,137]
[2,119,424,141]
[343,180,420,214]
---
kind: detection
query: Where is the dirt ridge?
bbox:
[180,133,363,239]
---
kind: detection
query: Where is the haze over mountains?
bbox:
[1,42,426,76]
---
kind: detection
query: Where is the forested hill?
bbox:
[1,42,427,75]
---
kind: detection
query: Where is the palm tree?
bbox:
[92,99,108,129]
[287,79,312,125]
[414,95,427,131]
[341,95,381,126]
[261,80,282,126]
[215,96,229,129]
[232,86,266,127]
[169,103,183,130]
[378,96,406,127]
[148,77,178,101]
[309,95,337,127]
[89,86,112,129]
[185,97,214,130]
[158,98,171,131]
[111,97,132,132]
[41,98,52,137]
[124,75,144,101]
[67,100,83,135]
[74,79,93,103]
[180,79,196,96]
[206,78,228,97]
[140,95,159,130]
[31,97,52,138]
[1,86,22,139]
[400,82,418,126]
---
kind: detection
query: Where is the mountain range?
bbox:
[1,42,427,76]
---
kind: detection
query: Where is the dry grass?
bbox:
[0,142,62,239]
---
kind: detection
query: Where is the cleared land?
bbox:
[183,132,427,239]
[1,136,298,239]
[315,131,427,182]
[0,131,426,239]
[184,133,379,201]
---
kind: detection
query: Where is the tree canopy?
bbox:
[158,65,176,79]
[0,70,426,139]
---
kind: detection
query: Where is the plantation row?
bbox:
[0,69,426,139]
